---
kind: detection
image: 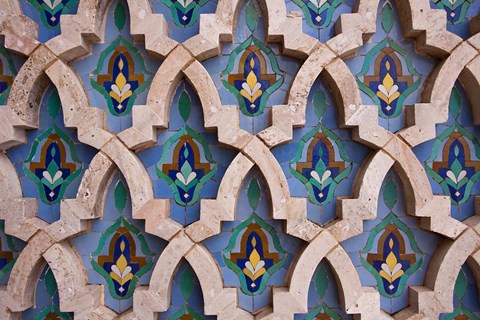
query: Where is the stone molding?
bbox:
[0,0,479,318]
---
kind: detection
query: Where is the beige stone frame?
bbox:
[0,0,480,319]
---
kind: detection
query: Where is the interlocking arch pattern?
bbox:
[1,0,480,319]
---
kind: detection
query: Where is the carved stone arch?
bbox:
[46,0,177,62]
[398,224,480,318]
[0,152,114,319]
[134,231,251,320]
[272,230,388,319]
[1,49,154,217]
[182,0,317,61]
[0,0,39,56]
[337,0,462,57]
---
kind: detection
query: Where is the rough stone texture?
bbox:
[0,0,480,319]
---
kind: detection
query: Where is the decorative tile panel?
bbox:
[25,0,78,28]
[430,0,480,39]
[0,46,17,105]
[222,0,284,118]
[160,0,209,27]
[70,174,165,314]
[440,264,480,319]
[91,2,150,117]
[356,2,421,121]
[416,83,480,221]
[290,88,352,206]
[70,0,158,133]
[0,221,22,285]
[223,178,287,296]
[156,89,216,207]
[342,171,439,314]
[20,0,79,41]
[160,261,214,320]
[274,79,368,226]
[3,0,480,319]
[8,87,94,224]
[291,0,343,29]
[22,266,73,319]
[294,262,352,319]
[426,87,480,206]
[23,90,82,206]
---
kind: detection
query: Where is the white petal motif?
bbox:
[310,171,321,184]
[52,171,63,183]
[185,172,197,184]
[381,263,392,277]
[309,0,326,9]
[391,263,402,276]
[176,172,187,185]
[121,266,132,279]
[245,260,265,275]
[457,170,467,183]
[111,265,122,278]
[446,170,456,184]
[111,84,121,98]
[119,83,131,97]
[44,0,62,9]
[42,171,54,184]
[241,82,253,96]
[378,84,399,98]
[250,83,262,96]
[179,0,193,8]
[320,170,331,184]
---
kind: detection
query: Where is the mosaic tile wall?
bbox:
[1,0,480,319]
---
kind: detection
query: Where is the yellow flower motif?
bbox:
[243,237,266,285]
[376,60,400,111]
[109,240,133,293]
[379,239,404,290]
[240,58,263,109]
[109,58,133,110]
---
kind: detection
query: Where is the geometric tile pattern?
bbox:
[2,0,480,319]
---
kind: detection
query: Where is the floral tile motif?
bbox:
[425,87,480,207]
[91,2,151,117]
[202,171,302,313]
[431,0,474,25]
[291,0,343,29]
[0,46,16,105]
[290,89,352,206]
[69,173,165,314]
[23,89,83,206]
[156,89,216,207]
[356,2,421,121]
[441,265,480,319]
[26,0,78,28]
[222,0,284,117]
[92,179,154,302]
[361,178,423,298]
[223,178,287,296]
[23,267,73,320]
[161,0,209,27]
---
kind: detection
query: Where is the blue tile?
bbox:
[238,291,254,313]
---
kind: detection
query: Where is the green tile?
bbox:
[114,2,127,31]
[245,0,258,32]
[179,90,191,122]
[381,3,394,33]
[114,180,127,213]
[247,178,260,210]
[180,267,193,300]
